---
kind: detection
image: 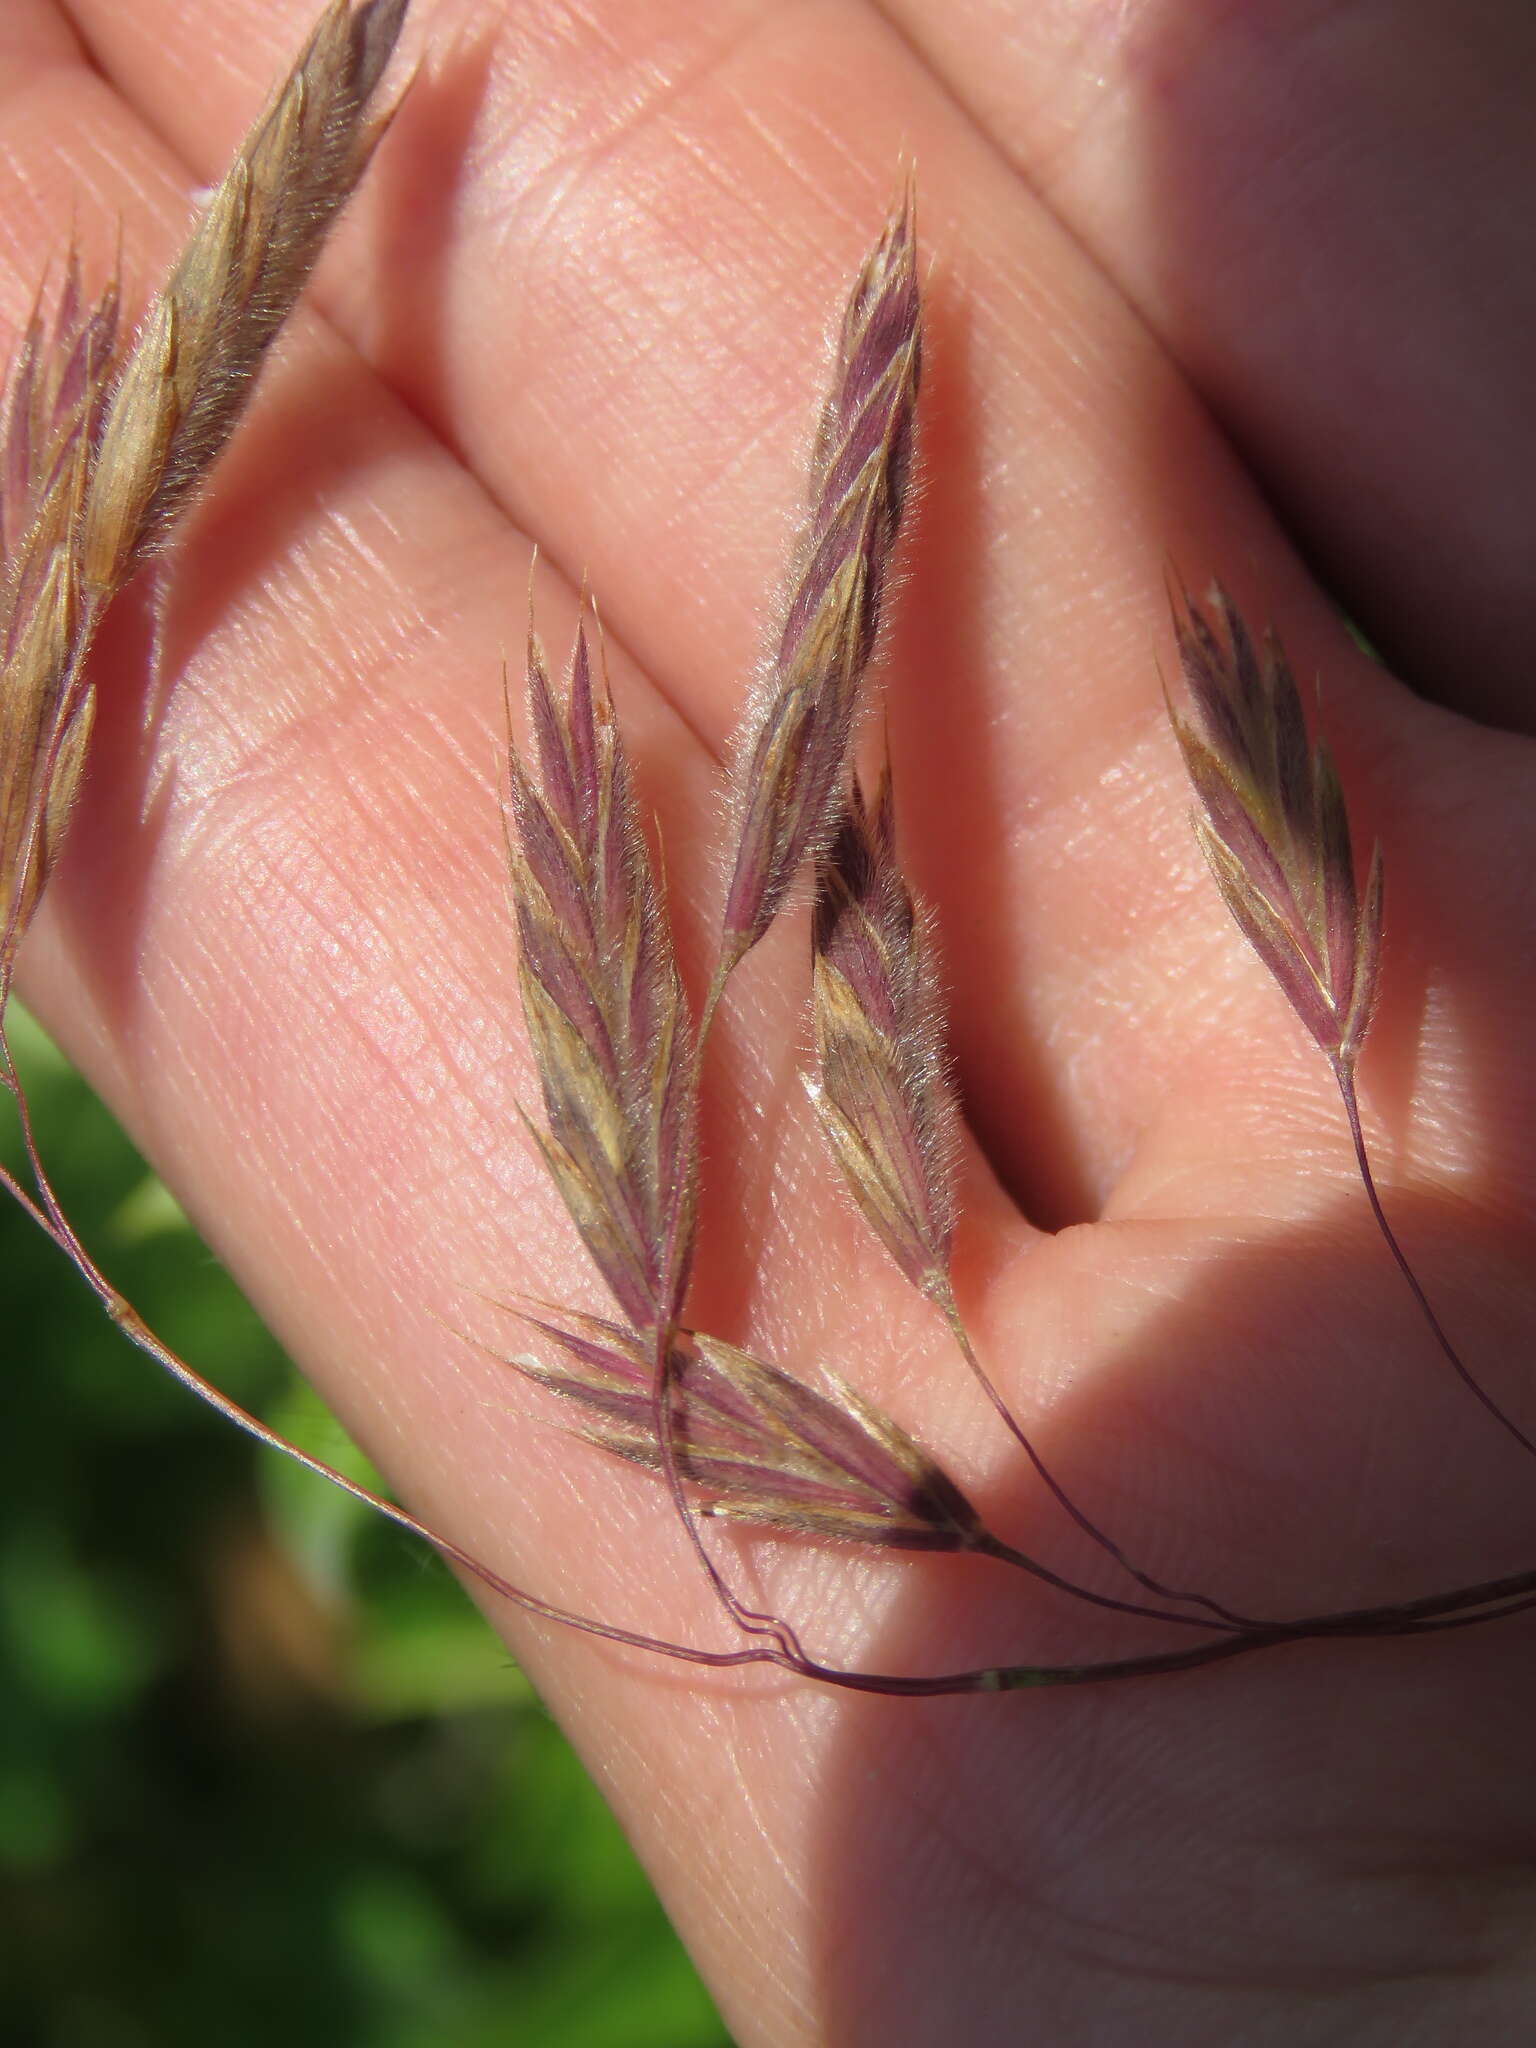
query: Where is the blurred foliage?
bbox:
[0,1009,728,2048]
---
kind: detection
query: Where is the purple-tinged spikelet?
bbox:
[0,252,119,570]
[810,768,959,1295]
[507,619,697,1334]
[84,0,408,590]
[0,258,121,982]
[510,1307,989,1553]
[717,186,921,981]
[1170,583,1382,1081]
[0,1,407,995]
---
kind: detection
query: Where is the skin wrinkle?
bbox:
[518,2,773,228]
[161,632,488,912]
[904,1704,1508,2004]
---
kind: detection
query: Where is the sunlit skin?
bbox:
[5,2,1536,2041]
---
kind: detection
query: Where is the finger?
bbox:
[869,0,1536,733]
[63,0,1536,1245]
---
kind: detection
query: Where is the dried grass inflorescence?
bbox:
[1168,582,1382,1082]
[502,218,1536,1677]
[0,0,407,1001]
[6,0,1536,1703]
[717,185,921,988]
[85,0,406,587]
[809,768,958,1298]
[514,1306,990,1553]
[0,258,121,980]
[506,619,697,1336]
[503,204,1278,1648]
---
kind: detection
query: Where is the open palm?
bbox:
[8,1,1536,2040]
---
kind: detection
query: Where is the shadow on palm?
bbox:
[807,1167,1536,2037]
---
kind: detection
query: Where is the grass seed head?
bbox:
[507,616,698,1334]
[511,1306,990,1553]
[84,0,408,592]
[0,259,121,981]
[718,183,921,976]
[0,0,407,990]
[810,767,959,1295]
[1169,582,1383,1077]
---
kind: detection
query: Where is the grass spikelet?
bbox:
[1168,581,1382,1080]
[1,251,120,568]
[805,759,1249,1623]
[82,0,408,592]
[0,258,121,990]
[809,765,958,1296]
[506,615,698,1335]
[0,0,405,998]
[510,1306,992,1553]
[714,185,920,992]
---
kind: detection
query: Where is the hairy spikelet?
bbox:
[0,259,122,983]
[511,1307,989,1552]
[82,0,407,591]
[0,0,406,993]
[1,253,120,568]
[810,768,958,1294]
[717,185,921,978]
[1170,583,1383,1078]
[507,619,697,1332]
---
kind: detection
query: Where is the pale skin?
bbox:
[6,0,1536,2039]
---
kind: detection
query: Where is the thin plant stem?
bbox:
[643,966,811,1659]
[1336,1064,1536,1460]
[936,1284,1259,1628]
[0,1022,784,1676]
[813,1565,1536,1695]
[969,1531,1239,1631]
[649,1327,812,1663]
[697,960,730,1047]
[1391,1590,1536,1635]
[647,1008,812,1664]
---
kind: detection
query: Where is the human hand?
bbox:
[7,2,1536,2040]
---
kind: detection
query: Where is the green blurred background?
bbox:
[0,1009,729,2048]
